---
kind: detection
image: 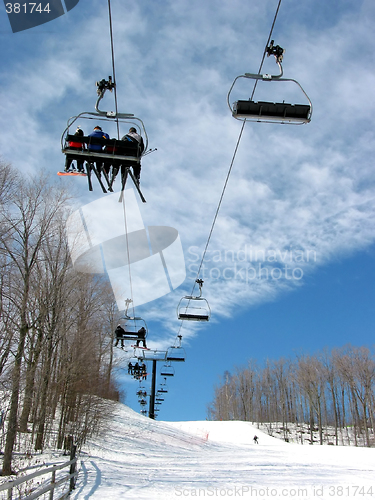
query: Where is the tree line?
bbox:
[208,345,375,447]
[0,162,121,474]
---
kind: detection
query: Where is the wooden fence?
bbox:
[0,445,78,500]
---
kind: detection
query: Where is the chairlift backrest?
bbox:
[232,100,311,123]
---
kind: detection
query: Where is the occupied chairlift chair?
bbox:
[177,279,211,322]
[227,41,312,124]
[116,299,148,348]
[61,77,149,201]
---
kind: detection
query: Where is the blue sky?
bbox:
[1,0,374,421]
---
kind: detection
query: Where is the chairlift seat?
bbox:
[166,356,185,362]
[178,312,210,321]
[232,100,311,123]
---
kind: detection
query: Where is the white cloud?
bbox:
[0,0,374,339]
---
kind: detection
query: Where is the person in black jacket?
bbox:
[136,326,147,348]
[114,324,126,348]
[121,127,145,184]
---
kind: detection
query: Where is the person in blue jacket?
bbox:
[88,125,109,170]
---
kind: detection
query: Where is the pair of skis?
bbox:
[57,163,146,202]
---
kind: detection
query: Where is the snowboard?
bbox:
[57,171,87,177]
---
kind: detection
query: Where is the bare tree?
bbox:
[0,174,70,474]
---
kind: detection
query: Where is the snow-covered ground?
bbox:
[70,402,375,499]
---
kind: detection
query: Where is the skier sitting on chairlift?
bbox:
[121,127,145,184]
[136,327,147,348]
[88,125,109,171]
[114,324,126,348]
[133,361,140,378]
[64,127,85,173]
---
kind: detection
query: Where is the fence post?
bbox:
[69,442,77,492]
[49,470,56,500]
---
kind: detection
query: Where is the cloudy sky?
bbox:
[1,0,374,420]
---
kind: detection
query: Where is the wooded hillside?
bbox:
[0,163,120,475]
[208,345,375,447]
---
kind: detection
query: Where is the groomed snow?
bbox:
[71,402,375,499]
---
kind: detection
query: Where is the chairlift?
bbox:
[227,41,312,124]
[160,363,175,377]
[60,77,149,201]
[166,335,186,363]
[136,389,147,398]
[157,380,168,394]
[177,279,211,322]
[166,347,186,362]
[139,398,147,406]
[136,382,146,392]
[116,299,148,349]
[140,409,148,415]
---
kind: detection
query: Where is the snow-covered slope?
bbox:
[71,402,375,499]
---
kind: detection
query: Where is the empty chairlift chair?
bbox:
[177,279,211,322]
[227,41,312,125]
[157,382,168,394]
[166,335,186,363]
[160,363,175,377]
